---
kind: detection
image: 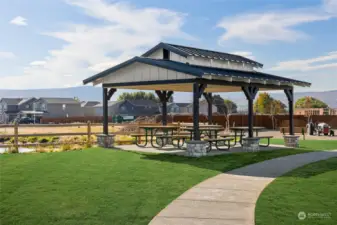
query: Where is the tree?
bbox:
[210,95,238,114]
[254,93,286,114]
[254,92,287,129]
[117,91,159,102]
[295,96,328,108]
[254,92,273,114]
[223,99,238,114]
[223,99,238,131]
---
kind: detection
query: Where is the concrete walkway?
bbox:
[149,150,337,225]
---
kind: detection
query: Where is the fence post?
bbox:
[14,122,18,152]
[87,121,91,147]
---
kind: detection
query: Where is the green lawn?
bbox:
[261,139,337,150]
[256,157,337,225]
[1,148,309,225]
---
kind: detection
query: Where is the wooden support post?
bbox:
[87,121,91,147]
[103,88,108,135]
[155,90,174,126]
[284,88,294,135]
[14,122,18,152]
[203,92,213,125]
[193,83,207,140]
[103,88,116,135]
[242,86,259,138]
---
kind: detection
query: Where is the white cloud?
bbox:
[217,0,337,44]
[1,0,192,89]
[9,16,27,26]
[270,51,337,71]
[324,0,337,13]
[0,51,16,59]
[29,61,46,66]
[231,51,255,60]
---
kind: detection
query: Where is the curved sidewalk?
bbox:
[149,150,337,225]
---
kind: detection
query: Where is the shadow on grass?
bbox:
[139,149,314,175]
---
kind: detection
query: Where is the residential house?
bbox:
[160,102,190,114]
[0,98,23,123]
[81,101,100,116]
[187,99,217,115]
[34,98,83,118]
[112,100,160,118]
[93,101,116,116]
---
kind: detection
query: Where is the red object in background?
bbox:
[323,127,329,135]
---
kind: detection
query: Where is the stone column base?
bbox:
[283,135,300,148]
[242,137,260,152]
[186,141,208,157]
[96,134,115,148]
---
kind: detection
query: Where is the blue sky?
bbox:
[0,0,336,97]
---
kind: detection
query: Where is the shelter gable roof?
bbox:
[142,42,263,67]
[83,57,310,87]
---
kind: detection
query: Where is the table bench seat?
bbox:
[258,136,274,147]
[155,134,190,149]
[203,137,234,152]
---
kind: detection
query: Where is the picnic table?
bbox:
[137,125,179,148]
[182,126,224,140]
[229,127,265,145]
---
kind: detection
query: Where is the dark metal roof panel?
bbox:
[167,43,263,67]
[141,42,263,67]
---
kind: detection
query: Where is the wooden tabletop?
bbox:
[139,125,179,129]
[182,124,223,128]
[230,127,265,131]
[182,127,224,131]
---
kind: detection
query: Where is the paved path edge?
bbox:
[149,150,337,225]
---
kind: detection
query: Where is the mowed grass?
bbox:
[256,157,337,225]
[261,139,337,150]
[1,148,309,225]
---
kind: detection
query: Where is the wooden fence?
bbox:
[0,122,161,151]
[172,114,337,129]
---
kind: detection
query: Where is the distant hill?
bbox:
[0,87,336,108]
[0,86,103,101]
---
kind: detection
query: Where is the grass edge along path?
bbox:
[255,157,337,225]
[0,148,311,225]
[260,139,337,150]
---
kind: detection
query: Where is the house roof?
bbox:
[83,56,311,87]
[171,103,190,107]
[127,99,158,107]
[93,101,116,107]
[81,101,101,107]
[18,97,36,105]
[0,98,23,105]
[38,98,80,104]
[141,42,263,67]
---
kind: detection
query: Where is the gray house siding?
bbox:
[34,98,83,118]
[43,103,83,118]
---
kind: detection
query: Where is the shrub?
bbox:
[61,144,72,151]
[27,136,38,143]
[36,146,52,153]
[38,137,49,143]
[18,137,28,143]
[8,138,15,144]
